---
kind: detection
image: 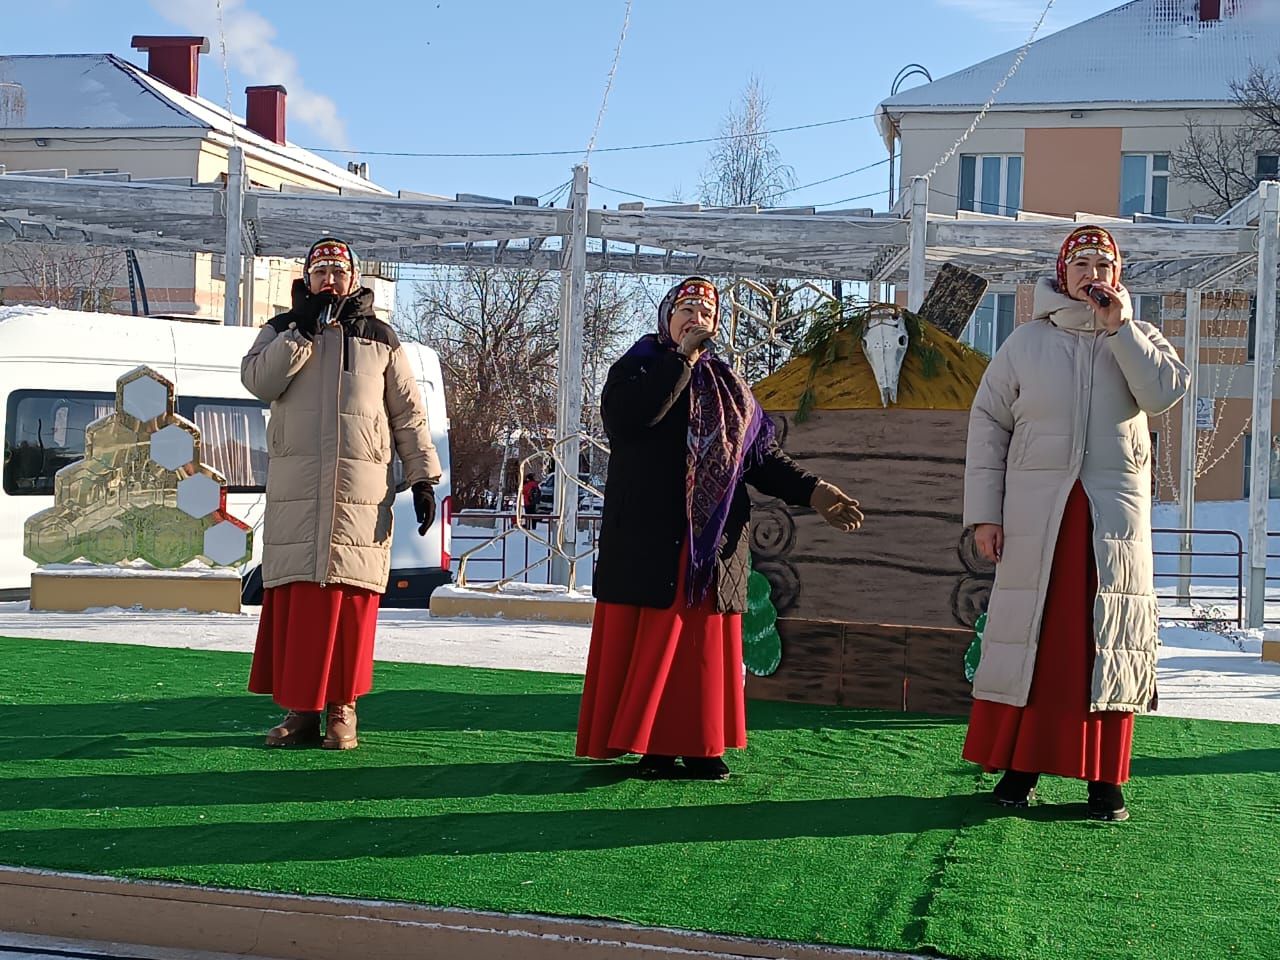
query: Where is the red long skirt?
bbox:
[247,581,381,711]
[963,482,1134,784]
[576,552,746,759]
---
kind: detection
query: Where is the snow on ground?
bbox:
[0,602,592,676]
[2,601,1276,724]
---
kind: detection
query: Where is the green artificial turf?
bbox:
[0,636,1277,960]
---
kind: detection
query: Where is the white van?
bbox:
[0,306,452,606]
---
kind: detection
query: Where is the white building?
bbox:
[0,35,397,323]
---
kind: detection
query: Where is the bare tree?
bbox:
[400,267,560,509]
[1172,62,1280,216]
[2,244,124,311]
[699,76,795,208]
[698,78,809,382]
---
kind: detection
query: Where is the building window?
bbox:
[959,155,1023,216]
[1135,294,1163,328]
[77,168,119,176]
[1246,294,1280,362]
[1120,153,1170,217]
[960,292,1016,356]
[1241,432,1280,499]
[1257,154,1279,183]
[3,390,114,495]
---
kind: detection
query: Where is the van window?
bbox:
[3,391,114,495]
[181,399,269,493]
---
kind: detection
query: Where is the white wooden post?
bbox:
[551,164,589,588]
[907,176,929,312]
[1178,287,1201,606]
[241,255,256,327]
[222,145,245,327]
[1248,181,1280,627]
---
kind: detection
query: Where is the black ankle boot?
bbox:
[993,770,1040,807]
[1087,781,1129,822]
[634,754,679,779]
[681,756,731,781]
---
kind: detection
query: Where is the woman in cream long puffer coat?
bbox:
[962,225,1189,822]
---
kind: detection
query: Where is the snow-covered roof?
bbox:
[879,0,1280,113]
[0,53,388,195]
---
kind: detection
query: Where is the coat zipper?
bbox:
[324,324,343,585]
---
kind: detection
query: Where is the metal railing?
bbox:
[451,510,602,586]
[454,436,609,591]
[1152,527,1245,627]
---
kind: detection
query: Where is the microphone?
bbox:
[1084,284,1112,308]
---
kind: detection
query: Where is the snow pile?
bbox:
[433,582,595,604]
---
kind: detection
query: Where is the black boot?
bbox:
[993,770,1040,807]
[1087,781,1130,822]
[681,756,731,781]
[634,754,679,779]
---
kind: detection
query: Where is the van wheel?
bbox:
[241,565,265,606]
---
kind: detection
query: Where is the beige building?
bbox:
[0,35,397,324]
[876,0,1280,501]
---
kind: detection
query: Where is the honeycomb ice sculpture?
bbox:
[23,366,253,570]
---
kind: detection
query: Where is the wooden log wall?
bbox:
[746,618,974,716]
[751,408,992,631]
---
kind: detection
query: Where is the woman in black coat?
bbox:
[576,277,862,780]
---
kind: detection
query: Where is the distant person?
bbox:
[241,237,442,750]
[521,473,541,515]
[576,277,863,780]
[962,226,1189,821]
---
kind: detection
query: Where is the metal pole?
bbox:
[222,145,245,327]
[242,254,256,327]
[907,175,929,312]
[551,164,589,588]
[1247,180,1279,627]
[1178,288,1201,606]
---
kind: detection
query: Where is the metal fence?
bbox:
[448,518,1267,627]
[452,510,602,586]
[1152,527,1245,627]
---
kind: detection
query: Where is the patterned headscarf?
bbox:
[629,276,775,606]
[305,237,358,276]
[1057,225,1122,294]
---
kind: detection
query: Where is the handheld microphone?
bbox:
[1084,284,1112,308]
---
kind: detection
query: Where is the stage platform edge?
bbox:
[0,865,933,960]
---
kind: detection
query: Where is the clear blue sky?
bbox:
[6,0,1120,209]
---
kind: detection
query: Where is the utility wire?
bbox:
[584,0,633,161]
[919,0,1056,181]
[303,111,878,159]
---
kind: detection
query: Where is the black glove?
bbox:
[412,481,437,536]
[292,287,339,340]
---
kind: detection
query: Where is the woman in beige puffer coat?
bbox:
[242,237,442,751]
[962,226,1189,822]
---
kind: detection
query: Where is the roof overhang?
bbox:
[0,170,1266,296]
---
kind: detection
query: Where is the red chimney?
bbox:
[1200,0,1222,21]
[130,36,208,96]
[245,85,288,145]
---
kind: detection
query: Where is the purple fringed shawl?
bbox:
[622,283,775,606]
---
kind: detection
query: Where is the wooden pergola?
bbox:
[2,154,1277,620]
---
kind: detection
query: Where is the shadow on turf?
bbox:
[0,792,1084,871]
[0,689,964,762]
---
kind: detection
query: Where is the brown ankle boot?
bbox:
[323,702,358,750]
[265,710,321,747]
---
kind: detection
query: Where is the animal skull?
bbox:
[861,306,910,407]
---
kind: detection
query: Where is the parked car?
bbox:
[534,473,603,514]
